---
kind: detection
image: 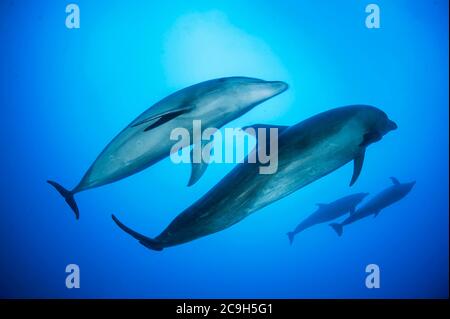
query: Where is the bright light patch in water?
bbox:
[162,11,289,85]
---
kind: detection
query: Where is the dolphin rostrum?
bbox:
[47,77,288,219]
[112,105,397,250]
[287,192,369,245]
[330,177,415,236]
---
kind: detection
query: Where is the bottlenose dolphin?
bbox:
[112,105,397,250]
[286,192,369,245]
[330,177,415,236]
[47,77,288,219]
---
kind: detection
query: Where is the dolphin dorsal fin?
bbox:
[390,177,400,185]
[130,104,193,131]
[242,124,289,139]
[350,150,365,186]
[187,140,213,186]
[242,124,289,133]
[241,124,289,154]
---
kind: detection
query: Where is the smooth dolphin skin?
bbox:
[286,192,369,245]
[47,77,288,219]
[330,177,415,236]
[112,105,397,251]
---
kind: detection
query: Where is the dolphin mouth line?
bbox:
[388,120,398,131]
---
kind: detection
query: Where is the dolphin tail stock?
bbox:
[111,214,163,251]
[329,223,343,237]
[47,180,79,220]
[287,232,295,245]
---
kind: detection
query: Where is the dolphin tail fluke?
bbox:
[287,232,295,245]
[330,223,343,237]
[47,180,79,220]
[111,214,163,251]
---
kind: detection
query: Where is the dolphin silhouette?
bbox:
[287,192,369,245]
[48,77,288,219]
[330,177,415,236]
[112,105,397,250]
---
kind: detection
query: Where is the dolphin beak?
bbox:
[388,120,398,131]
[406,181,416,192]
[269,81,289,95]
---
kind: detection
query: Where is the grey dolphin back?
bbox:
[128,77,232,130]
[241,124,290,139]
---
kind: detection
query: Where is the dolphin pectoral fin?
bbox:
[111,214,163,251]
[143,109,191,132]
[373,210,381,218]
[47,180,79,220]
[188,141,211,186]
[390,177,400,185]
[188,160,208,187]
[131,105,193,130]
[360,131,382,147]
[350,151,365,186]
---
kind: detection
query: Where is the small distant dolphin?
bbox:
[47,77,288,219]
[330,177,415,236]
[286,193,369,245]
[112,105,397,251]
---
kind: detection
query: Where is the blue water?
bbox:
[0,0,448,298]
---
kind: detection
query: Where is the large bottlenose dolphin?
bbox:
[112,105,397,250]
[330,177,415,236]
[47,77,288,219]
[286,192,369,245]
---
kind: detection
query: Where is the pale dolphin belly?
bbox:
[75,108,236,192]
[75,121,187,191]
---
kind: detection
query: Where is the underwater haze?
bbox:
[0,0,448,298]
